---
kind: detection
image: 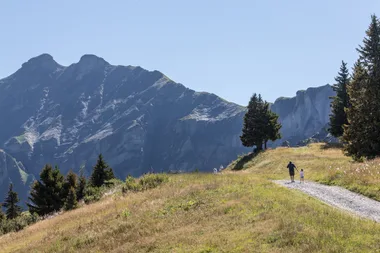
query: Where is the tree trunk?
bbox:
[264,141,267,150]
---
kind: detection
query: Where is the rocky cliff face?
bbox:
[270,84,335,145]
[0,54,247,186]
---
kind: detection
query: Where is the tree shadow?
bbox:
[320,142,343,150]
[232,152,258,171]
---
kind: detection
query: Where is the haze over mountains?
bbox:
[0,54,334,205]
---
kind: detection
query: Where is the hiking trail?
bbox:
[274,180,380,222]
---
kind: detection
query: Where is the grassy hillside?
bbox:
[229,143,380,201]
[1,144,380,252]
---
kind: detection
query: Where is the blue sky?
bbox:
[1,1,379,105]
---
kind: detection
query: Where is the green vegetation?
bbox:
[3,184,22,220]
[329,61,350,137]
[2,154,380,252]
[240,93,281,151]
[90,154,115,187]
[330,15,380,160]
[122,173,169,193]
[0,212,39,236]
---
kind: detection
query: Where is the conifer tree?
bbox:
[3,183,22,219]
[343,15,380,159]
[76,173,87,201]
[63,170,78,199]
[64,187,78,211]
[90,154,114,187]
[240,93,281,151]
[28,164,65,216]
[329,61,350,137]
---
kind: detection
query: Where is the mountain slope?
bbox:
[1,145,380,252]
[0,54,247,180]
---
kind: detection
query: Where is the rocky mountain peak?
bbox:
[21,53,60,71]
[76,54,109,69]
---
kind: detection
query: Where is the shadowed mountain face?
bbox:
[0,54,334,205]
[0,54,247,183]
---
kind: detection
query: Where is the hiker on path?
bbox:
[287,161,298,183]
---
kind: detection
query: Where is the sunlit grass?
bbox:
[1,173,380,252]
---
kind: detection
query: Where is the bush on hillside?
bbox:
[0,212,39,235]
[83,186,105,204]
[122,174,169,193]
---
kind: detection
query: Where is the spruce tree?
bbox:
[27,164,65,216]
[64,187,78,211]
[240,94,281,152]
[343,15,380,159]
[76,173,87,201]
[90,154,114,187]
[63,170,78,199]
[3,183,22,219]
[329,61,350,137]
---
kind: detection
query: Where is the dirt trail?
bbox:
[274,180,380,222]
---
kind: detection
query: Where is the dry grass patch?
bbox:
[2,173,380,252]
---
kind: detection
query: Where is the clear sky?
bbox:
[1,1,379,105]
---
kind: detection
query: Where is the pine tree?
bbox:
[329,61,350,137]
[76,173,87,201]
[343,15,380,159]
[90,154,114,187]
[64,187,78,211]
[264,108,282,149]
[240,94,281,152]
[3,183,22,219]
[27,164,65,216]
[63,170,78,199]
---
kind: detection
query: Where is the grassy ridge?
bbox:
[1,144,380,252]
[230,143,380,201]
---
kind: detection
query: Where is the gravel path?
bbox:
[274,180,380,222]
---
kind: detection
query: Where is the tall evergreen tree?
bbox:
[343,61,370,159]
[27,164,65,216]
[343,15,380,159]
[3,183,22,219]
[90,154,114,187]
[329,61,351,137]
[240,93,281,151]
[76,172,87,201]
[64,187,78,211]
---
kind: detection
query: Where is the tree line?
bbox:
[329,14,380,160]
[0,154,114,220]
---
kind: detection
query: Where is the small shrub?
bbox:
[139,173,169,190]
[122,174,169,194]
[84,186,104,204]
[122,176,142,193]
[0,212,39,235]
[121,208,131,218]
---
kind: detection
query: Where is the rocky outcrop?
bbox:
[271,84,335,145]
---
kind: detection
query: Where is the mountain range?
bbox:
[0,54,335,206]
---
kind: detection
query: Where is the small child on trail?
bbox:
[300,169,304,183]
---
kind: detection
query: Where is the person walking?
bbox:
[287,161,298,183]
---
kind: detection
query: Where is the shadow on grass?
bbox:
[320,142,343,150]
[232,152,259,171]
